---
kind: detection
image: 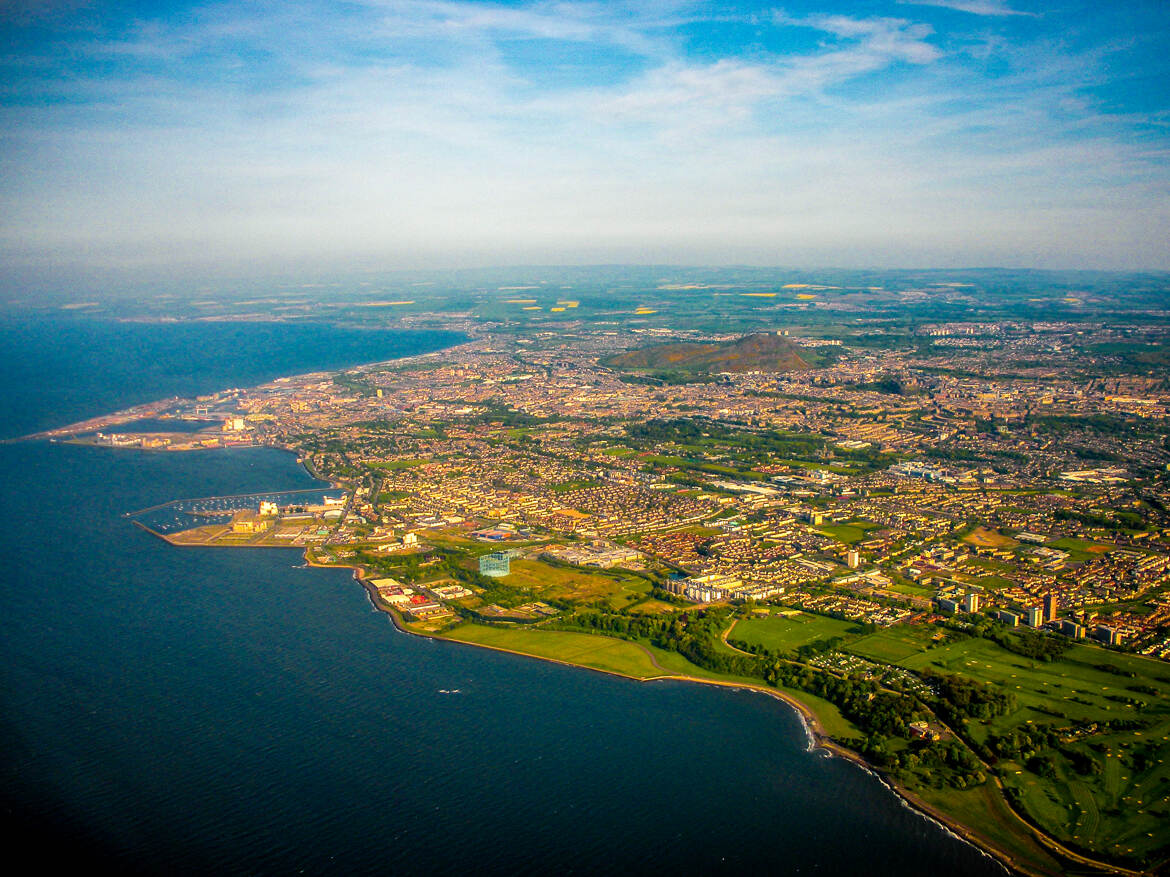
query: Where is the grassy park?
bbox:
[729,612,1170,865]
[440,623,670,678]
[815,520,881,544]
[500,558,653,608]
[731,611,864,652]
[846,625,941,663]
[849,628,1170,865]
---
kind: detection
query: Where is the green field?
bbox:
[367,458,428,470]
[731,612,863,653]
[441,624,670,678]
[640,453,767,481]
[501,558,652,608]
[965,556,1017,574]
[1047,537,1116,564]
[1049,537,1116,554]
[847,625,941,663]
[815,520,880,544]
[886,581,936,598]
[601,446,638,457]
[850,630,1170,864]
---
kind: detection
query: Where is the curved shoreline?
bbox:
[332,560,1111,877]
[20,331,479,443]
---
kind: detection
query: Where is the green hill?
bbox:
[606,332,813,374]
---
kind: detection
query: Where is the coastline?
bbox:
[35,327,1146,877]
[331,556,1088,877]
[19,331,479,443]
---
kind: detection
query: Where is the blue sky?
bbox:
[2,0,1168,277]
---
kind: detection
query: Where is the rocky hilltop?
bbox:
[606,332,813,374]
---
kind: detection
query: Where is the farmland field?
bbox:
[962,526,1018,548]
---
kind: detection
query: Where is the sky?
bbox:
[1,0,1169,281]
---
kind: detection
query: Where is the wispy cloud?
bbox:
[578,11,942,129]
[773,12,941,70]
[898,0,1038,17]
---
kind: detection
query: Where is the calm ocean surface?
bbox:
[0,318,1005,875]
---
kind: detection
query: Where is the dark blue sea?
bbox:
[0,317,1005,875]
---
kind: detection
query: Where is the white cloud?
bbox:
[773,12,941,67]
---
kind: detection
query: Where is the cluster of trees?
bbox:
[316,458,360,478]
[1024,412,1136,437]
[1094,662,1136,677]
[987,723,1059,762]
[624,417,826,462]
[296,434,353,454]
[988,723,1114,782]
[922,444,1030,465]
[1105,693,1148,709]
[841,377,917,396]
[350,419,399,432]
[616,371,720,386]
[922,670,1014,723]
[1055,507,1148,531]
[648,586,688,605]
[830,444,900,470]
[666,471,720,490]
[795,636,845,660]
[1071,445,1123,462]
[989,627,1071,662]
[470,402,548,428]
[876,739,986,790]
[332,373,376,396]
[1124,741,1161,773]
[626,417,720,445]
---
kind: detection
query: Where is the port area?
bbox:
[127,488,348,548]
[69,431,260,452]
